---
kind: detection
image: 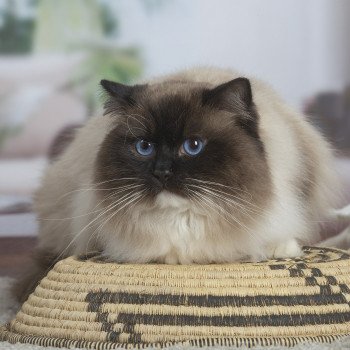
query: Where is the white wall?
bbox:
[114,0,350,110]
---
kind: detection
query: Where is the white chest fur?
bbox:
[101,189,304,264]
[90,190,208,264]
[148,191,207,263]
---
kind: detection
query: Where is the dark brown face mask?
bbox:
[95,77,271,209]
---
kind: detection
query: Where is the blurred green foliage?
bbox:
[0,0,36,53]
[0,0,154,149]
[32,0,144,115]
[73,46,142,115]
[0,0,121,54]
[0,0,153,116]
[100,3,119,36]
[0,125,20,149]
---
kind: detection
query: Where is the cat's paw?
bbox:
[318,226,350,249]
[331,204,350,221]
[267,239,303,259]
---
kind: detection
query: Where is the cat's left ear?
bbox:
[101,80,133,99]
[100,80,146,110]
[202,78,253,111]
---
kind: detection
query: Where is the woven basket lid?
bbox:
[1,246,350,349]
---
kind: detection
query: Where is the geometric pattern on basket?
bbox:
[1,246,350,349]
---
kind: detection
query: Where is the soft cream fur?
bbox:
[35,67,339,264]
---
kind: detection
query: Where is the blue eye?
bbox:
[182,138,204,156]
[135,140,155,156]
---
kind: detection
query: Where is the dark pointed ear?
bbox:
[202,78,253,111]
[100,80,146,112]
[100,80,133,99]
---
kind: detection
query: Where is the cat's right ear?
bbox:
[100,80,146,110]
[202,78,253,112]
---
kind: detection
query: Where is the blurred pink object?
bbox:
[0,54,87,158]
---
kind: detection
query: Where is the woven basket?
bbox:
[1,246,350,349]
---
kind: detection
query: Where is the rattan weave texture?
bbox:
[1,246,350,348]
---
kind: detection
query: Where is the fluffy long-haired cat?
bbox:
[15,67,338,302]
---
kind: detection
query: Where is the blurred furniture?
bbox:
[305,88,350,239]
[0,55,88,238]
[305,86,350,151]
[0,124,81,238]
[0,55,87,158]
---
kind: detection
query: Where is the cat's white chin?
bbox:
[155,190,190,209]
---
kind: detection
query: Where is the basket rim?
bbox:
[1,325,349,349]
[71,246,350,267]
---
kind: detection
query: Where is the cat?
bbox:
[14,67,338,302]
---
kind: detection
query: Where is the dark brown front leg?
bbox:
[12,249,61,304]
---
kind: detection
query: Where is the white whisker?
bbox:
[186,178,253,199]
[187,188,264,245]
[52,190,143,264]
[85,190,145,255]
[187,183,264,217]
[57,178,141,201]
[40,184,144,221]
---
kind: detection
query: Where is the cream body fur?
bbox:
[35,67,337,264]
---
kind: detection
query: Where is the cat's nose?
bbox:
[153,169,172,183]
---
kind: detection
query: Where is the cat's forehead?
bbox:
[122,85,232,140]
[144,82,203,115]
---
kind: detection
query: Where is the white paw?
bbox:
[319,226,350,249]
[330,204,350,221]
[268,239,303,259]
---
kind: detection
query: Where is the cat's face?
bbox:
[95,78,271,217]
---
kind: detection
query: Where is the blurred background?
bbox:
[0,0,349,242]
